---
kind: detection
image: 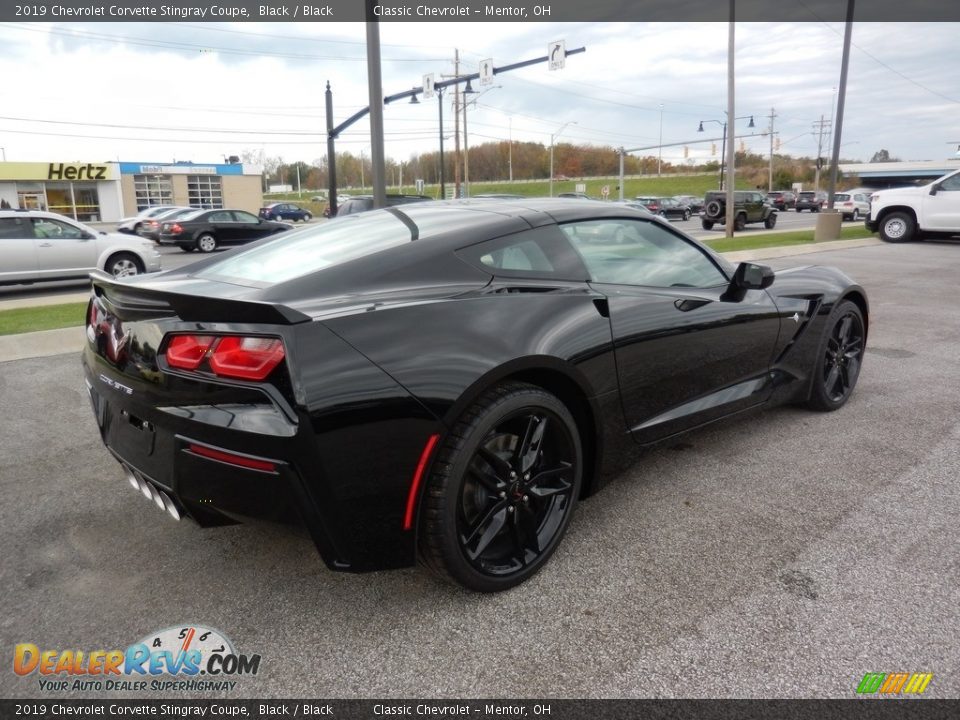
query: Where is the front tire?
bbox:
[879,211,915,243]
[682,210,691,221]
[805,300,865,411]
[419,382,582,592]
[764,214,777,229]
[701,219,714,230]
[105,252,144,278]
[196,233,217,253]
[303,213,312,222]
[852,209,860,221]
[734,213,746,231]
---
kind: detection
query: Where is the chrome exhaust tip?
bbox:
[148,483,165,511]
[134,471,152,500]
[158,490,182,521]
[123,466,140,491]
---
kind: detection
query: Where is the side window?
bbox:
[233,211,259,223]
[563,219,728,288]
[208,211,233,222]
[939,174,960,191]
[456,225,587,280]
[0,217,31,239]
[31,218,84,239]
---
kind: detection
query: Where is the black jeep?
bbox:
[700,190,777,231]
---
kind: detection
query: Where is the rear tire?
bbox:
[418,382,582,592]
[196,233,217,253]
[734,213,746,231]
[303,213,312,222]
[701,219,714,230]
[879,211,915,243]
[682,210,691,221]
[805,300,865,411]
[852,209,860,221]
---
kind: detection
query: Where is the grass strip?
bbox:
[706,225,875,253]
[0,302,87,336]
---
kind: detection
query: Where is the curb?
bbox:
[0,237,883,364]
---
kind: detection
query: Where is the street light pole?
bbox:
[549,121,577,197]
[698,114,754,191]
[657,103,664,176]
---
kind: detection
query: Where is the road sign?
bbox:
[575,183,586,193]
[479,59,494,86]
[548,41,565,71]
[415,179,425,193]
[422,74,435,100]
[601,185,610,197]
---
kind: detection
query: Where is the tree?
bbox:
[870,149,899,163]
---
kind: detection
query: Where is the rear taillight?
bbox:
[87,300,99,327]
[165,334,285,381]
[169,223,183,234]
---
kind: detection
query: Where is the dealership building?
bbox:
[0,160,263,222]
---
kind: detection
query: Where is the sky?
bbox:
[0,20,957,170]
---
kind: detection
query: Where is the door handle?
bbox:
[674,298,711,312]
[38,242,53,248]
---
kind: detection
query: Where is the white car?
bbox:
[0,210,162,285]
[117,205,187,235]
[832,192,871,221]
[866,169,960,242]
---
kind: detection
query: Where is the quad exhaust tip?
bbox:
[123,465,182,522]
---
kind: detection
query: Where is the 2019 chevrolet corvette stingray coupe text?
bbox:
[82,199,868,591]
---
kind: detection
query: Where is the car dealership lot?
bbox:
[1,241,958,699]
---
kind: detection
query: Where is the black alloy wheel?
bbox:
[806,300,865,411]
[419,382,582,592]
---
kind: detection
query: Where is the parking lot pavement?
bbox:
[1,241,958,699]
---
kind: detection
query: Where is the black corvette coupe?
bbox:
[82,199,868,592]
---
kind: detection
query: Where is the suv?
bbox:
[866,169,960,243]
[795,190,828,212]
[700,191,777,230]
[333,194,431,217]
[0,210,161,285]
[766,190,796,210]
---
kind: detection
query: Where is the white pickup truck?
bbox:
[866,168,960,242]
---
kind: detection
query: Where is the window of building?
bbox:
[43,182,102,222]
[187,175,223,209]
[134,175,174,210]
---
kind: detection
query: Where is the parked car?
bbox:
[0,209,161,285]
[673,195,704,213]
[82,199,867,592]
[635,196,691,220]
[333,194,432,217]
[832,192,871,221]
[472,194,525,199]
[765,191,797,210]
[795,191,828,212]
[557,192,591,200]
[865,168,960,242]
[117,206,187,235]
[700,191,777,230]
[139,207,199,242]
[157,208,292,253]
[259,202,312,223]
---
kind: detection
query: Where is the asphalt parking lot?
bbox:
[1,240,958,700]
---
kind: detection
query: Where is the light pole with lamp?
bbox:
[698,114,754,190]
[549,121,577,197]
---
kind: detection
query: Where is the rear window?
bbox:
[194,207,444,286]
[834,194,850,201]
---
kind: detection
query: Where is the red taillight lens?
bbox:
[87,300,99,327]
[169,223,183,234]
[166,335,216,370]
[165,334,285,380]
[208,336,285,380]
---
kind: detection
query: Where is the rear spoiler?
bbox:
[89,271,311,325]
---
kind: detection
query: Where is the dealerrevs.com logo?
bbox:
[13,625,261,693]
[856,672,933,696]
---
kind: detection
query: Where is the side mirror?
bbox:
[929,184,940,196]
[733,261,775,290]
[722,262,774,302]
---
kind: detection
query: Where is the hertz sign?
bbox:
[0,162,116,182]
[48,163,110,180]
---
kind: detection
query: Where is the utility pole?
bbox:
[768,107,776,191]
[452,49,461,199]
[364,2,386,208]
[508,116,513,182]
[826,0,854,211]
[813,115,831,190]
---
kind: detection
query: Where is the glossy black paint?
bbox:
[81,199,868,573]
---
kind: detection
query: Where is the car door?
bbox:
[561,217,782,444]
[204,210,235,243]
[922,172,960,231]
[31,217,98,278]
[231,210,270,242]
[0,216,39,283]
